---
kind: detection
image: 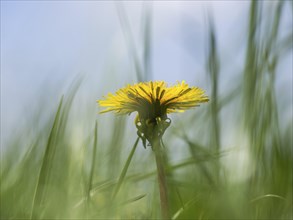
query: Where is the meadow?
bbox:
[1,1,292,219]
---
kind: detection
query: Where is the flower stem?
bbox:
[153,138,170,219]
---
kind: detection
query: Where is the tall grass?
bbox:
[1,1,292,219]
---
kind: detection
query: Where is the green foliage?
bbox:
[1,1,292,219]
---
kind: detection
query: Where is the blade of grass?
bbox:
[243,0,259,131]
[87,120,98,200]
[171,196,198,220]
[116,2,143,82]
[250,194,286,203]
[107,116,126,178]
[121,194,147,205]
[30,96,64,219]
[142,1,152,80]
[207,16,221,153]
[112,137,140,199]
[59,76,83,132]
[186,141,216,187]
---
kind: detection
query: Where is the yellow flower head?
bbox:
[98,81,208,146]
[98,81,208,121]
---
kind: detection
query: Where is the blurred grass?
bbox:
[1,1,292,219]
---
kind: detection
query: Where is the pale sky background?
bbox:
[1,1,292,145]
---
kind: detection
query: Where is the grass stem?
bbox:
[153,138,170,219]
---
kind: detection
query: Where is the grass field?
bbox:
[1,1,292,219]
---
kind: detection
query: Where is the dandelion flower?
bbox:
[98,81,209,218]
[98,81,209,146]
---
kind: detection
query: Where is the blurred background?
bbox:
[1,1,292,219]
